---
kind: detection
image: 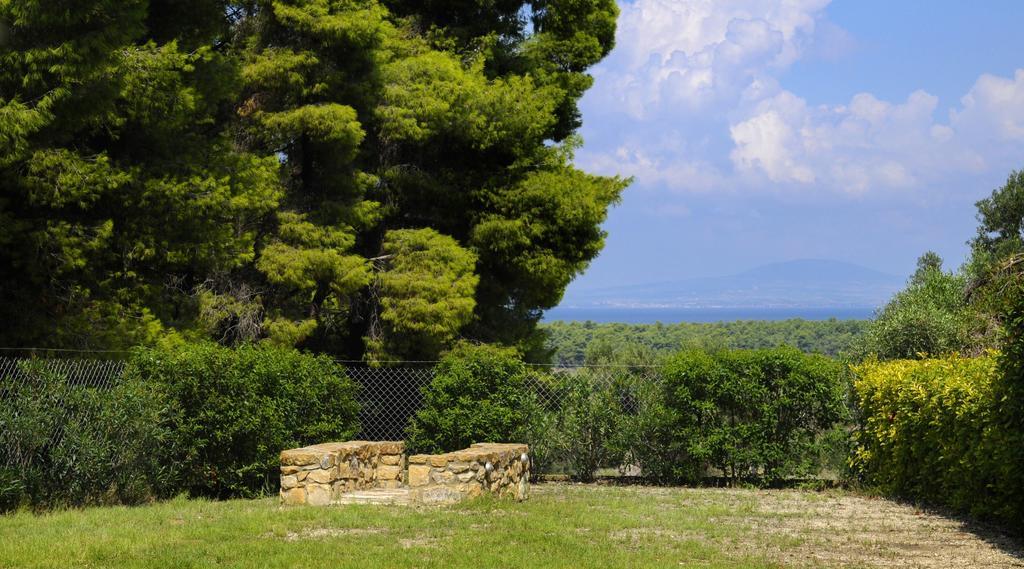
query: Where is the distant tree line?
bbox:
[541,318,869,365]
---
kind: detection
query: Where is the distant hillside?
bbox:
[541,318,870,365]
[560,259,904,310]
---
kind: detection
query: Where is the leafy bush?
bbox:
[544,371,627,482]
[405,343,539,454]
[855,259,993,360]
[660,347,849,484]
[126,343,359,498]
[610,373,678,483]
[0,362,174,511]
[853,355,1022,529]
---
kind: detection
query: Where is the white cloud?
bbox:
[730,104,816,184]
[578,137,725,194]
[952,69,1024,142]
[579,0,1024,199]
[599,0,831,118]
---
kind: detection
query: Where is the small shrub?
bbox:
[0,361,174,511]
[611,373,681,483]
[660,347,849,485]
[519,374,561,478]
[548,371,627,482]
[126,342,359,498]
[405,343,539,454]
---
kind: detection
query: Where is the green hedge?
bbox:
[538,371,628,482]
[0,361,175,511]
[659,347,850,484]
[126,343,360,498]
[2,344,361,510]
[853,355,1022,528]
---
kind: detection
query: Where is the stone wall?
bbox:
[279,441,404,505]
[407,443,530,505]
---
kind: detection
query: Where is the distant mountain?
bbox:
[561,259,904,310]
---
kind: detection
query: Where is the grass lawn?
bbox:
[0,484,1020,569]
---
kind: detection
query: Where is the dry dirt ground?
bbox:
[540,484,1024,568]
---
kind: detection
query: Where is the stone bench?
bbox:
[279,441,529,506]
[279,441,405,505]
[408,443,530,504]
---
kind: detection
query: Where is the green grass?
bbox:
[0,484,1016,569]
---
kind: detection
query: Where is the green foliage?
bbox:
[367,228,479,360]
[0,362,175,511]
[125,343,359,498]
[405,343,539,454]
[0,0,282,349]
[609,372,678,482]
[856,254,992,360]
[2,0,626,361]
[973,169,1024,260]
[231,0,626,359]
[659,347,850,484]
[542,319,870,366]
[910,250,944,284]
[541,372,626,482]
[852,355,1022,529]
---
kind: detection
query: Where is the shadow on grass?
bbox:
[884,496,1024,563]
[540,472,1024,561]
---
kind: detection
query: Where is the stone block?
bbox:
[280,450,321,466]
[305,483,331,506]
[413,486,466,505]
[408,464,430,487]
[306,469,334,484]
[319,454,335,469]
[281,487,305,505]
[337,457,362,479]
[517,475,529,501]
[430,469,457,484]
[280,475,298,490]
[280,439,526,506]
[376,465,402,480]
[374,441,405,455]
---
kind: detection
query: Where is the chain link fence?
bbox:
[344,365,435,440]
[0,357,127,468]
[1,356,661,469]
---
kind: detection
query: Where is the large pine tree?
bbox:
[0,0,627,360]
[0,0,282,349]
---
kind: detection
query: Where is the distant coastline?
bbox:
[542,306,875,324]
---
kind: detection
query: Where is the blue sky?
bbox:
[566,0,1024,293]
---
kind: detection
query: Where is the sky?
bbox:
[566,0,1024,293]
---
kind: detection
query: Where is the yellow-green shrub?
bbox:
[853,355,1021,528]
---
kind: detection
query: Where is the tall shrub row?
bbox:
[659,348,850,484]
[409,344,850,484]
[853,355,1022,529]
[127,343,359,498]
[0,343,359,511]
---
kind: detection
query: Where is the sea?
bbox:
[542,306,875,324]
